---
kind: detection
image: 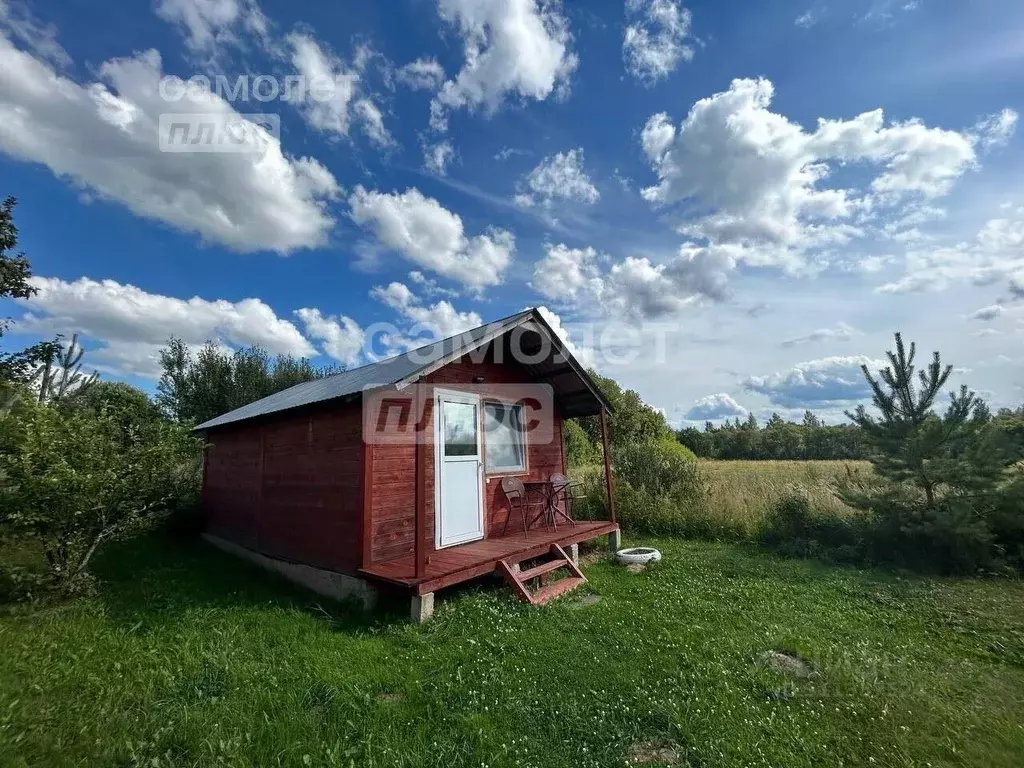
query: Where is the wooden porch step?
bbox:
[498,544,587,606]
[519,558,568,582]
[531,576,586,605]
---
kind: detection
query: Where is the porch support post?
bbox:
[414,381,429,580]
[599,407,616,526]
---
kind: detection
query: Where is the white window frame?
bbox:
[483,400,528,475]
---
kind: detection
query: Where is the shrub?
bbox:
[569,439,733,539]
[759,489,865,562]
[615,438,703,501]
[0,399,202,597]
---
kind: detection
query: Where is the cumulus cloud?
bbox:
[0,31,340,253]
[639,78,1010,274]
[286,33,391,146]
[742,356,885,408]
[685,393,748,421]
[294,308,364,366]
[429,0,578,130]
[533,305,595,367]
[396,57,446,90]
[623,0,694,84]
[971,304,1005,321]
[422,139,456,176]
[515,149,599,208]
[154,0,268,54]
[17,276,316,378]
[530,244,602,301]
[531,241,734,319]
[781,322,860,347]
[370,281,482,339]
[877,208,1024,293]
[349,186,515,290]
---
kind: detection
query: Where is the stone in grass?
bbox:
[626,562,647,574]
[569,593,603,609]
[759,650,814,679]
[627,740,680,765]
[376,691,404,702]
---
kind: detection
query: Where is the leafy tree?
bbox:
[0,400,202,593]
[63,381,165,447]
[157,339,340,424]
[578,369,672,449]
[0,196,36,338]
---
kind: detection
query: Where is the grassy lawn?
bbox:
[2,534,1023,768]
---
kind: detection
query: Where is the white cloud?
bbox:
[423,139,456,176]
[794,10,818,29]
[742,355,885,408]
[0,0,69,66]
[515,149,599,207]
[530,244,602,301]
[154,0,268,54]
[685,393,748,421]
[640,78,1009,273]
[430,0,578,130]
[396,57,445,90]
[286,33,391,146]
[17,276,316,378]
[494,146,530,161]
[533,305,595,367]
[877,208,1024,294]
[973,108,1019,150]
[781,322,861,347]
[623,0,694,84]
[531,241,734,319]
[294,308,364,366]
[348,186,514,290]
[971,304,1005,321]
[370,281,482,339]
[0,32,340,253]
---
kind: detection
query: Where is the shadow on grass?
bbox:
[91,531,410,634]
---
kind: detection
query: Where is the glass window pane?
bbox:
[443,401,478,457]
[484,403,526,471]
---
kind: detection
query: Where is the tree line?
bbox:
[677,412,869,461]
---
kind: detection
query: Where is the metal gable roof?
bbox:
[193,307,611,432]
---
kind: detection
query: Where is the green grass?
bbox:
[2,534,1023,767]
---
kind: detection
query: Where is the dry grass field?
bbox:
[700,459,871,535]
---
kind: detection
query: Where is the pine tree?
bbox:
[841,333,1022,572]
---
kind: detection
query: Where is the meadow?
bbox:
[699,459,870,535]
[2,532,1023,767]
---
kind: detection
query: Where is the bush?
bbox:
[0,399,202,597]
[615,438,703,500]
[568,439,735,539]
[758,489,865,561]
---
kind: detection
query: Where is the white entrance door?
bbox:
[434,389,485,548]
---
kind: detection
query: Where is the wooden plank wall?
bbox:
[368,355,566,565]
[202,403,363,573]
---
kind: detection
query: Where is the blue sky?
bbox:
[1,0,1022,425]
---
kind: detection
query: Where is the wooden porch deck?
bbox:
[360,521,619,595]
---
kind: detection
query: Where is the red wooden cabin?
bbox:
[196,309,619,621]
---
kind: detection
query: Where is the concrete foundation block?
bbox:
[607,529,622,551]
[202,534,379,609]
[411,592,435,623]
[567,543,580,565]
